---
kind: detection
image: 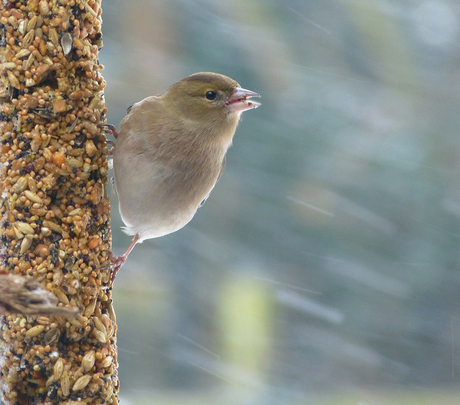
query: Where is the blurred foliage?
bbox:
[100,0,460,403]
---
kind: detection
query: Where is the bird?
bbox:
[105,72,260,282]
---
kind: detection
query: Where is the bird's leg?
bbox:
[103,234,140,284]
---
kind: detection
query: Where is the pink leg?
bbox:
[104,234,140,284]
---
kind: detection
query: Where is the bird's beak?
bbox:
[226,87,261,112]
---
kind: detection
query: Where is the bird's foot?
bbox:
[102,124,118,156]
[101,235,140,285]
[101,250,128,285]
[102,124,119,139]
[106,140,115,157]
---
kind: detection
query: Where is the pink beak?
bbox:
[226,87,261,113]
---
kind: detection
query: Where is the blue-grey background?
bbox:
[100,1,460,404]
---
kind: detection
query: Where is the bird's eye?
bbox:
[205,91,217,100]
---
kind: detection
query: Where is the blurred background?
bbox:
[100,0,460,404]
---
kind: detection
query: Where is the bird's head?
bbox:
[161,72,260,130]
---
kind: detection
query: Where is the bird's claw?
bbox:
[101,124,118,156]
[106,140,115,157]
[101,250,127,284]
[102,124,119,139]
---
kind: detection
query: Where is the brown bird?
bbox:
[106,72,260,281]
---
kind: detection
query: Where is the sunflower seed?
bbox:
[61,32,72,55]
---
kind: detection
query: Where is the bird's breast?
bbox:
[114,138,226,240]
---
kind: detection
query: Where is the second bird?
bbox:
[107,72,261,281]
